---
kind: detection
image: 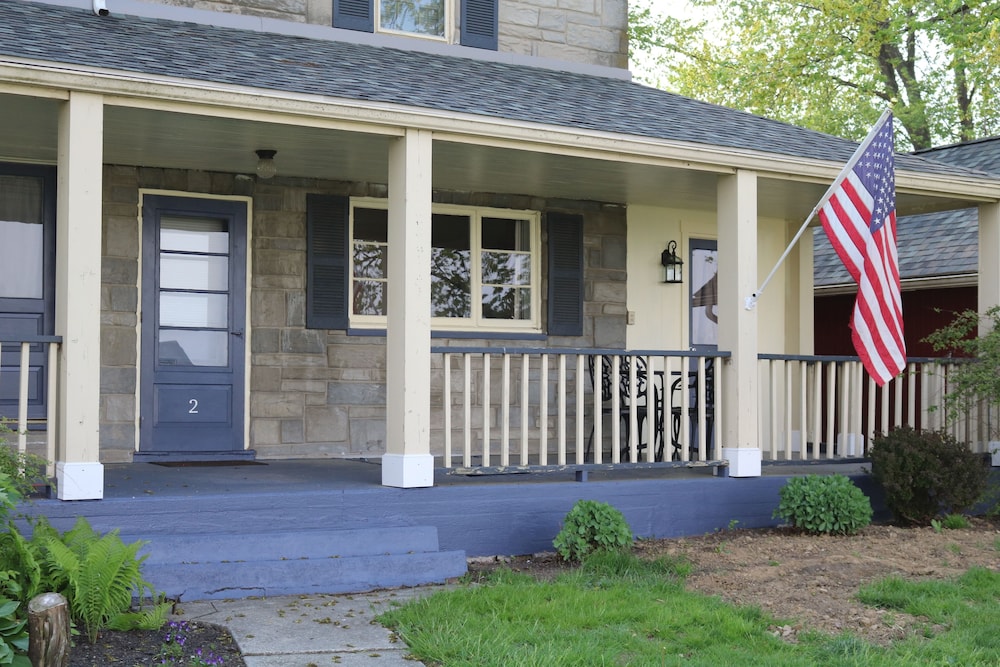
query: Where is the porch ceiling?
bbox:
[0,93,983,220]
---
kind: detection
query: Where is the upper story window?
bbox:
[333,0,497,50]
[379,0,447,39]
[350,199,540,331]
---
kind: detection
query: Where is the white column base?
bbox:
[381,453,434,488]
[990,442,1000,467]
[723,447,762,477]
[56,461,104,500]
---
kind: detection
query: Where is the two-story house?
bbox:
[2,0,999,502]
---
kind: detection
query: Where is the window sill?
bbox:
[347,327,546,341]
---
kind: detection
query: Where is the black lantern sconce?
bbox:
[661,240,683,284]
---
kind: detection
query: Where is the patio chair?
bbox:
[670,358,716,461]
[586,354,664,462]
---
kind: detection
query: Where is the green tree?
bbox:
[630,0,1000,149]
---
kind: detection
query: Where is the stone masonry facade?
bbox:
[135,0,628,69]
[99,166,626,462]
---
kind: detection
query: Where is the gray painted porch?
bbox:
[16,459,885,600]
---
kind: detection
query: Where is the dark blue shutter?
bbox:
[333,0,374,32]
[546,212,584,336]
[307,194,350,330]
[461,0,498,50]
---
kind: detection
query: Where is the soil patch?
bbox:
[468,517,1000,645]
[68,620,245,667]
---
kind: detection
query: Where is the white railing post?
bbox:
[539,354,549,466]
[501,353,510,466]
[444,353,452,467]
[482,353,491,467]
[576,354,586,465]
[18,342,29,456]
[463,353,472,467]
[520,354,530,465]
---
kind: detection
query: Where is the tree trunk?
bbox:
[27,593,70,667]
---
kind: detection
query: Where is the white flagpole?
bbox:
[744,109,893,311]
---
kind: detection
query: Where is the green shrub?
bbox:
[0,572,29,667]
[773,474,872,535]
[0,421,48,500]
[870,427,989,526]
[553,499,633,562]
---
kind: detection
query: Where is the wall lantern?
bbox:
[255,149,277,179]
[661,240,683,284]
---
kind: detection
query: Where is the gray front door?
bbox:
[139,195,248,459]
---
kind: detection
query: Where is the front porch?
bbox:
[16,457,884,599]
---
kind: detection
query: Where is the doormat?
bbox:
[150,461,267,467]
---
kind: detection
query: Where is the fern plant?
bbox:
[42,517,169,643]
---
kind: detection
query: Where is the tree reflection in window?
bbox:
[482,217,531,320]
[431,214,471,318]
[380,0,445,37]
[353,208,388,316]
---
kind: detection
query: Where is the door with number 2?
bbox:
[139,195,247,458]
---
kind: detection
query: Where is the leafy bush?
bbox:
[0,572,29,667]
[553,499,633,562]
[923,306,1000,440]
[870,427,989,526]
[773,474,872,535]
[0,421,48,500]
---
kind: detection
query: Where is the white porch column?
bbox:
[794,226,815,355]
[979,203,1000,466]
[979,203,1000,320]
[55,92,104,500]
[717,170,761,476]
[382,128,434,488]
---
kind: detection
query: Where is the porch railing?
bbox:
[433,347,998,473]
[431,347,729,471]
[757,355,998,461]
[0,336,61,477]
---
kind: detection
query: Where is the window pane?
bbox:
[160,293,228,328]
[353,243,387,279]
[482,251,531,285]
[353,281,387,316]
[431,214,471,318]
[0,175,44,299]
[159,330,228,367]
[160,254,229,291]
[482,287,532,320]
[380,0,445,36]
[482,218,530,251]
[354,208,388,243]
[160,216,229,253]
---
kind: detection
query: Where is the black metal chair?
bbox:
[586,354,664,462]
[671,358,715,461]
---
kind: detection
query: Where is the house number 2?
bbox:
[188,399,199,414]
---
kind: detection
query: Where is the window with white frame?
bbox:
[350,200,541,330]
[378,0,448,39]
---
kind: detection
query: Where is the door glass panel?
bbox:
[160,216,229,253]
[160,254,229,291]
[160,293,228,328]
[690,246,718,348]
[0,175,44,299]
[158,330,228,367]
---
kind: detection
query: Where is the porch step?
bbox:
[124,526,467,601]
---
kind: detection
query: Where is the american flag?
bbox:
[818,112,905,386]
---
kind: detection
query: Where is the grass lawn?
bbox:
[379,552,1000,666]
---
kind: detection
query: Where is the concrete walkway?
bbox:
[176,586,448,666]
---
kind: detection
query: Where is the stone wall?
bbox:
[98,167,625,461]
[134,0,628,69]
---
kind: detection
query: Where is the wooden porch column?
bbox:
[717,170,761,476]
[55,91,104,500]
[792,224,814,355]
[382,128,434,488]
[980,202,1000,325]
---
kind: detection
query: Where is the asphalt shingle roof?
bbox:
[815,137,1000,286]
[0,0,989,180]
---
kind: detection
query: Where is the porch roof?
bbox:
[0,0,993,185]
